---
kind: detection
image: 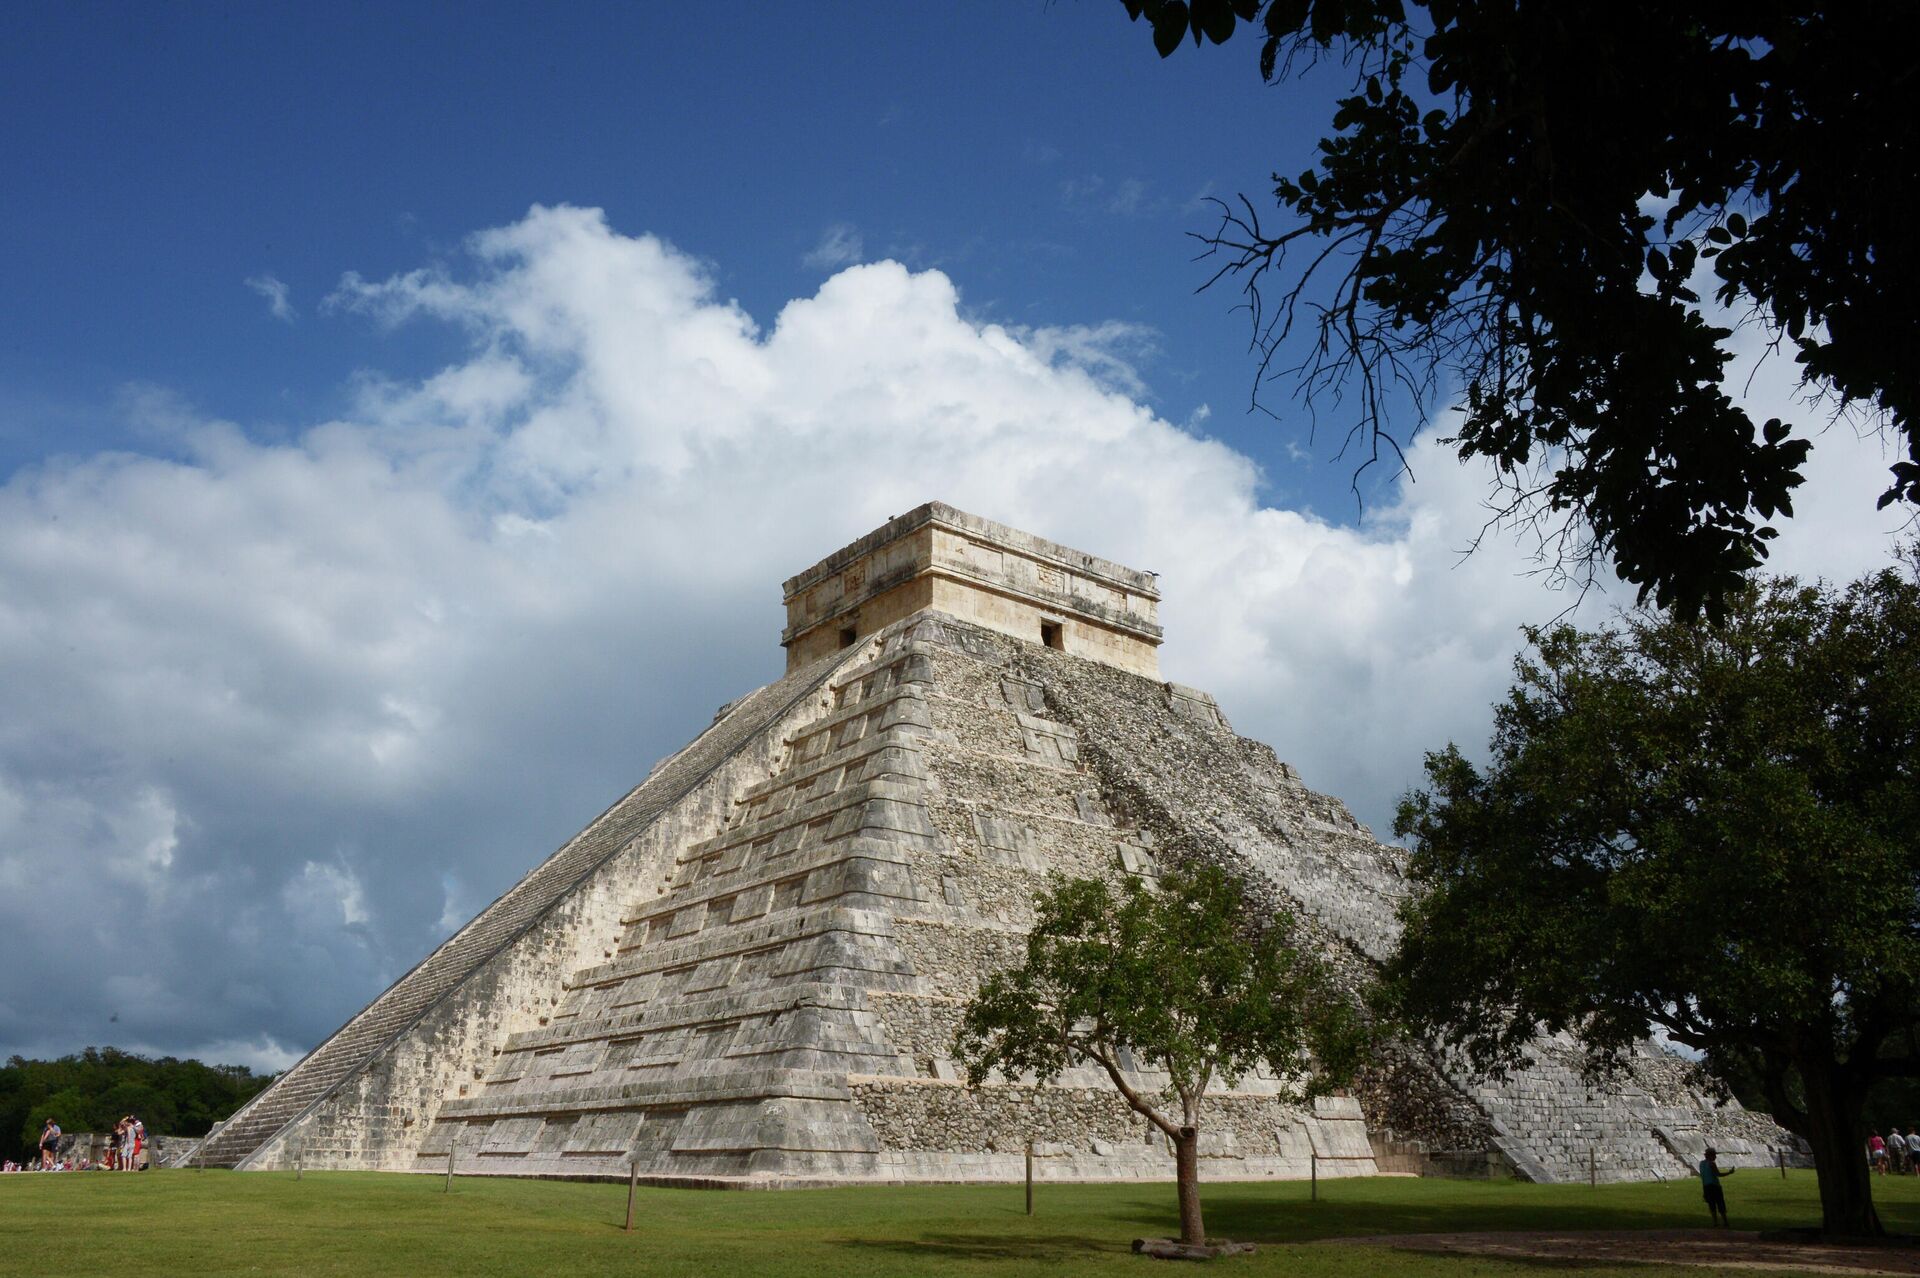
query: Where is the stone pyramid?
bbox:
[200,503,1792,1183]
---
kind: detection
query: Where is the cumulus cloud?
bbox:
[0,204,1903,1065]
[245,273,295,322]
[1016,320,1160,398]
[802,223,865,271]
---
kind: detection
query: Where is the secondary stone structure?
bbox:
[200,503,1793,1183]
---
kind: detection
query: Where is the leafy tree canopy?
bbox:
[1386,559,1920,1235]
[0,1047,276,1163]
[954,865,1362,1244]
[1119,0,1917,618]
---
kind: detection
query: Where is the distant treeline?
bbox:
[1,1048,277,1163]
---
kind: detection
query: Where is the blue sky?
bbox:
[0,4,1904,1070]
[5,3,1350,505]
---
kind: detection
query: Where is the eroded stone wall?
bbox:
[1012,630,1799,1182]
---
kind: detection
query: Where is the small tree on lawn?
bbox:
[953,864,1361,1246]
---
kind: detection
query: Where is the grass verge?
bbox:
[2,1168,1915,1276]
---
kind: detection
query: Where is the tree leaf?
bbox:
[1264,0,1310,37]
[1193,0,1236,44]
[1310,0,1342,46]
[1152,1,1190,56]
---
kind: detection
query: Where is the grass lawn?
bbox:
[2,1168,1917,1277]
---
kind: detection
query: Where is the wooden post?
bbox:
[295,1149,302,1181]
[1311,1151,1318,1202]
[1779,1148,1787,1180]
[1025,1140,1035,1215]
[444,1130,459,1193]
[625,1158,639,1232]
[1589,1144,1596,1188]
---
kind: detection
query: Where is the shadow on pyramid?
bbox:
[193,504,1795,1184]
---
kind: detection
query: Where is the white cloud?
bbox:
[285,860,369,929]
[435,871,474,937]
[1016,320,1159,398]
[188,1035,304,1074]
[245,273,295,322]
[117,1034,303,1075]
[0,203,1903,1064]
[802,223,865,271]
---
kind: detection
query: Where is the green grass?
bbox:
[2,1169,1916,1277]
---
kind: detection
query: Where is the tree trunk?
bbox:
[1801,1057,1882,1237]
[1174,1127,1205,1245]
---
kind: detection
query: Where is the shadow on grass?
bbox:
[834,1232,1124,1263]
[1338,1254,1675,1273]
[837,1231,1694,1274]
[1194,1190,1748,1244]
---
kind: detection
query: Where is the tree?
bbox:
[0,1048,276,1162]
[1117,0,1918,618]
[953,865,1360,1246]
[1385,560,1920,1235]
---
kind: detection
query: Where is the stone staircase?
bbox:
[197,656,840,1168]
[420,637,935,1177]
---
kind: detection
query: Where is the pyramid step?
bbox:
[198,651,845,1168]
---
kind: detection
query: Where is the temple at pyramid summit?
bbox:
[196,502,1795,1182]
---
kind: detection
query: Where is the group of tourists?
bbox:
[1866,1128,1920,1175]
[5,1115,149,1172]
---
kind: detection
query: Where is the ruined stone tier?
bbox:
[222,608,1793,1184]
[780,501,1162,677]
[212,502,1796,1184]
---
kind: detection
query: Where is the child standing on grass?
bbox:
[1698,1147,1735,1227]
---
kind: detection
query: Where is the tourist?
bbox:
[1906,1127,1920,1175]
[1698,1147,1736,1227]
[1894,1127,1910,1175]
[107,1119,121,1171]
[38,1117,60,1170]
[129,1115,147,1170]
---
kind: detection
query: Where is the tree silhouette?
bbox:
[1120,0,1916,618]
